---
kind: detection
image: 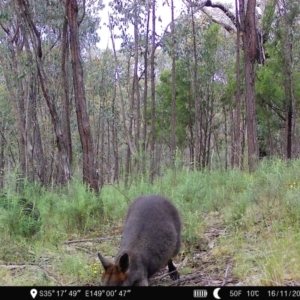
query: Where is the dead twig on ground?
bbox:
[63,236,121,245]
[0,264,27,270]
[221,263,230,286]
[74,246,93,255]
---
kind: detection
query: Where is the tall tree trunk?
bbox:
[112,82,119,183]
[191,7,200,170]
[281,0,294,159]
[150,0,156,183]
[133,0,141,166]
[240,0,259,172]
[234,0,242,169]
[142,7,150,174]
[125,54,133,187]
[0,47,27,179]
[206,88,214,169]
[108,14,136,186]
[230,110,235,167]
[170,0,176,163]
[108,15,135,156]
[66,0,99,193]
[61,14,73,164]
[100,104,105,187]
[18,0,72,185]
[0,12,27,179]
[23,34,46,184]
[0,126,4,189]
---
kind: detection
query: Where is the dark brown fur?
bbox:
[98,194,181,286]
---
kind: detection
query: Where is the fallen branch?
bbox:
[150,270,204,286]
[221,263,230,286]
[0,264,27,270]
[63,236,121,245]
[74,246,93,255]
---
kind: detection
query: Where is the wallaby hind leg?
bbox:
[167,259,179,280]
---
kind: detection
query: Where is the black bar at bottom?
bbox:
[1,286,300,299]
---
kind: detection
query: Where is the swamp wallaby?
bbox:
[98,194,181,286]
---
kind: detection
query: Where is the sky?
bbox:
[97,0,235,49]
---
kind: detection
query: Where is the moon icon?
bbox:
[213,288,221,299]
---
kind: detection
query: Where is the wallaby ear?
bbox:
[98,253,113,271]
[117,253,129,274]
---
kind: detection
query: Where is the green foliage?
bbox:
[0,192,41,238]
[60,255,90,280]
[262,0,277,34]
[48,180,103,233]
[155,60,193,147]
[255,0,300,156]
[201,24,221,76]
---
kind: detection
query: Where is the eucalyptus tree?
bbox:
[0,0,47,183]
[141,3,151,174]
[161,10,233,169]
[256,0,300,158]
[150,0,156,182]
[0,0,102,191]
[156,61,193,157]
[64,0,100,192]
[15,0,73,186]
[278,0,299,159]
[239,0,259,171]
[85,48,121,184]
[186,0,261,171]
[233,0,242,169]
[0,69,15,188]
[108,0,159,182]
[108,12,136,185]
[191,5,201,169]
[170,0,177,164]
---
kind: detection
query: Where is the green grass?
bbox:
[1,158,300,285]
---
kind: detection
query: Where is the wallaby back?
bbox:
[98,194,181,286]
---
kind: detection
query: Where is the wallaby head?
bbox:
[98,252,130,286]
[98,194,181,286]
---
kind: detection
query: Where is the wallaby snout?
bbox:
[98,194,181,286]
